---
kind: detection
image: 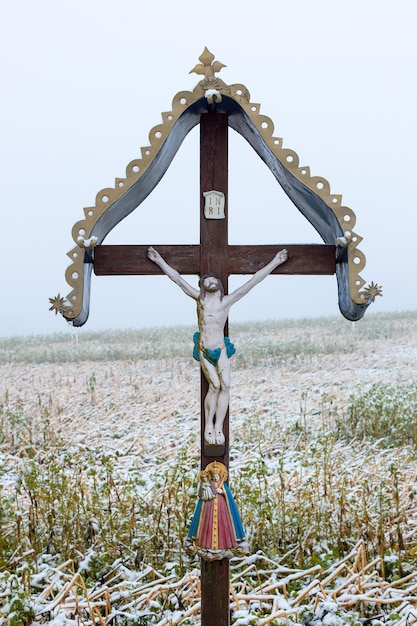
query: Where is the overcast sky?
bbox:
[1,0,416,338]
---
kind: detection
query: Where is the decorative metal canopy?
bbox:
[51,48,381,325]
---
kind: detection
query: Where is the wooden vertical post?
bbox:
[200,111,230,626]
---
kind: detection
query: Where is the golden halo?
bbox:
[205,461,228,482]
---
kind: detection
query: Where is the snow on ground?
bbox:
[1,313,417,624]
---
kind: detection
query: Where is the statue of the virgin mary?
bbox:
[185,461,249,561]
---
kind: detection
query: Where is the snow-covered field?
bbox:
[1,312,417,625]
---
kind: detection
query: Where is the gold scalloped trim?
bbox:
[62,65,367,320]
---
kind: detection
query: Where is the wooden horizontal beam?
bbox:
[94,245,199,275]
[93,244,336,276]
[228,244,336,275]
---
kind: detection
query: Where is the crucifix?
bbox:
[52,49,380,626]
[93,113,335,625]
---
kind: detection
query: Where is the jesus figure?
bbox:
[148,246,288,445]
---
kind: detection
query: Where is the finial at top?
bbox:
[190,47,226,83]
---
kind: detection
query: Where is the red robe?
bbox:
[189,480,244,550]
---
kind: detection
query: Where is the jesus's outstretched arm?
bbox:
[225,249,288,307]
[148,247,199,300]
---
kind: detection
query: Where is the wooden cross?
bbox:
[93,112,336,626]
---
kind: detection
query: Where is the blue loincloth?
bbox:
[193,332,236,366]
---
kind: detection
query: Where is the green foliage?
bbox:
[0,572,35,625]
[0,446,198,580]
[1,404,415,583]
[336,380,417,447]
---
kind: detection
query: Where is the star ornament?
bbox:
[362,282,383,302]
[49,293,66,315]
